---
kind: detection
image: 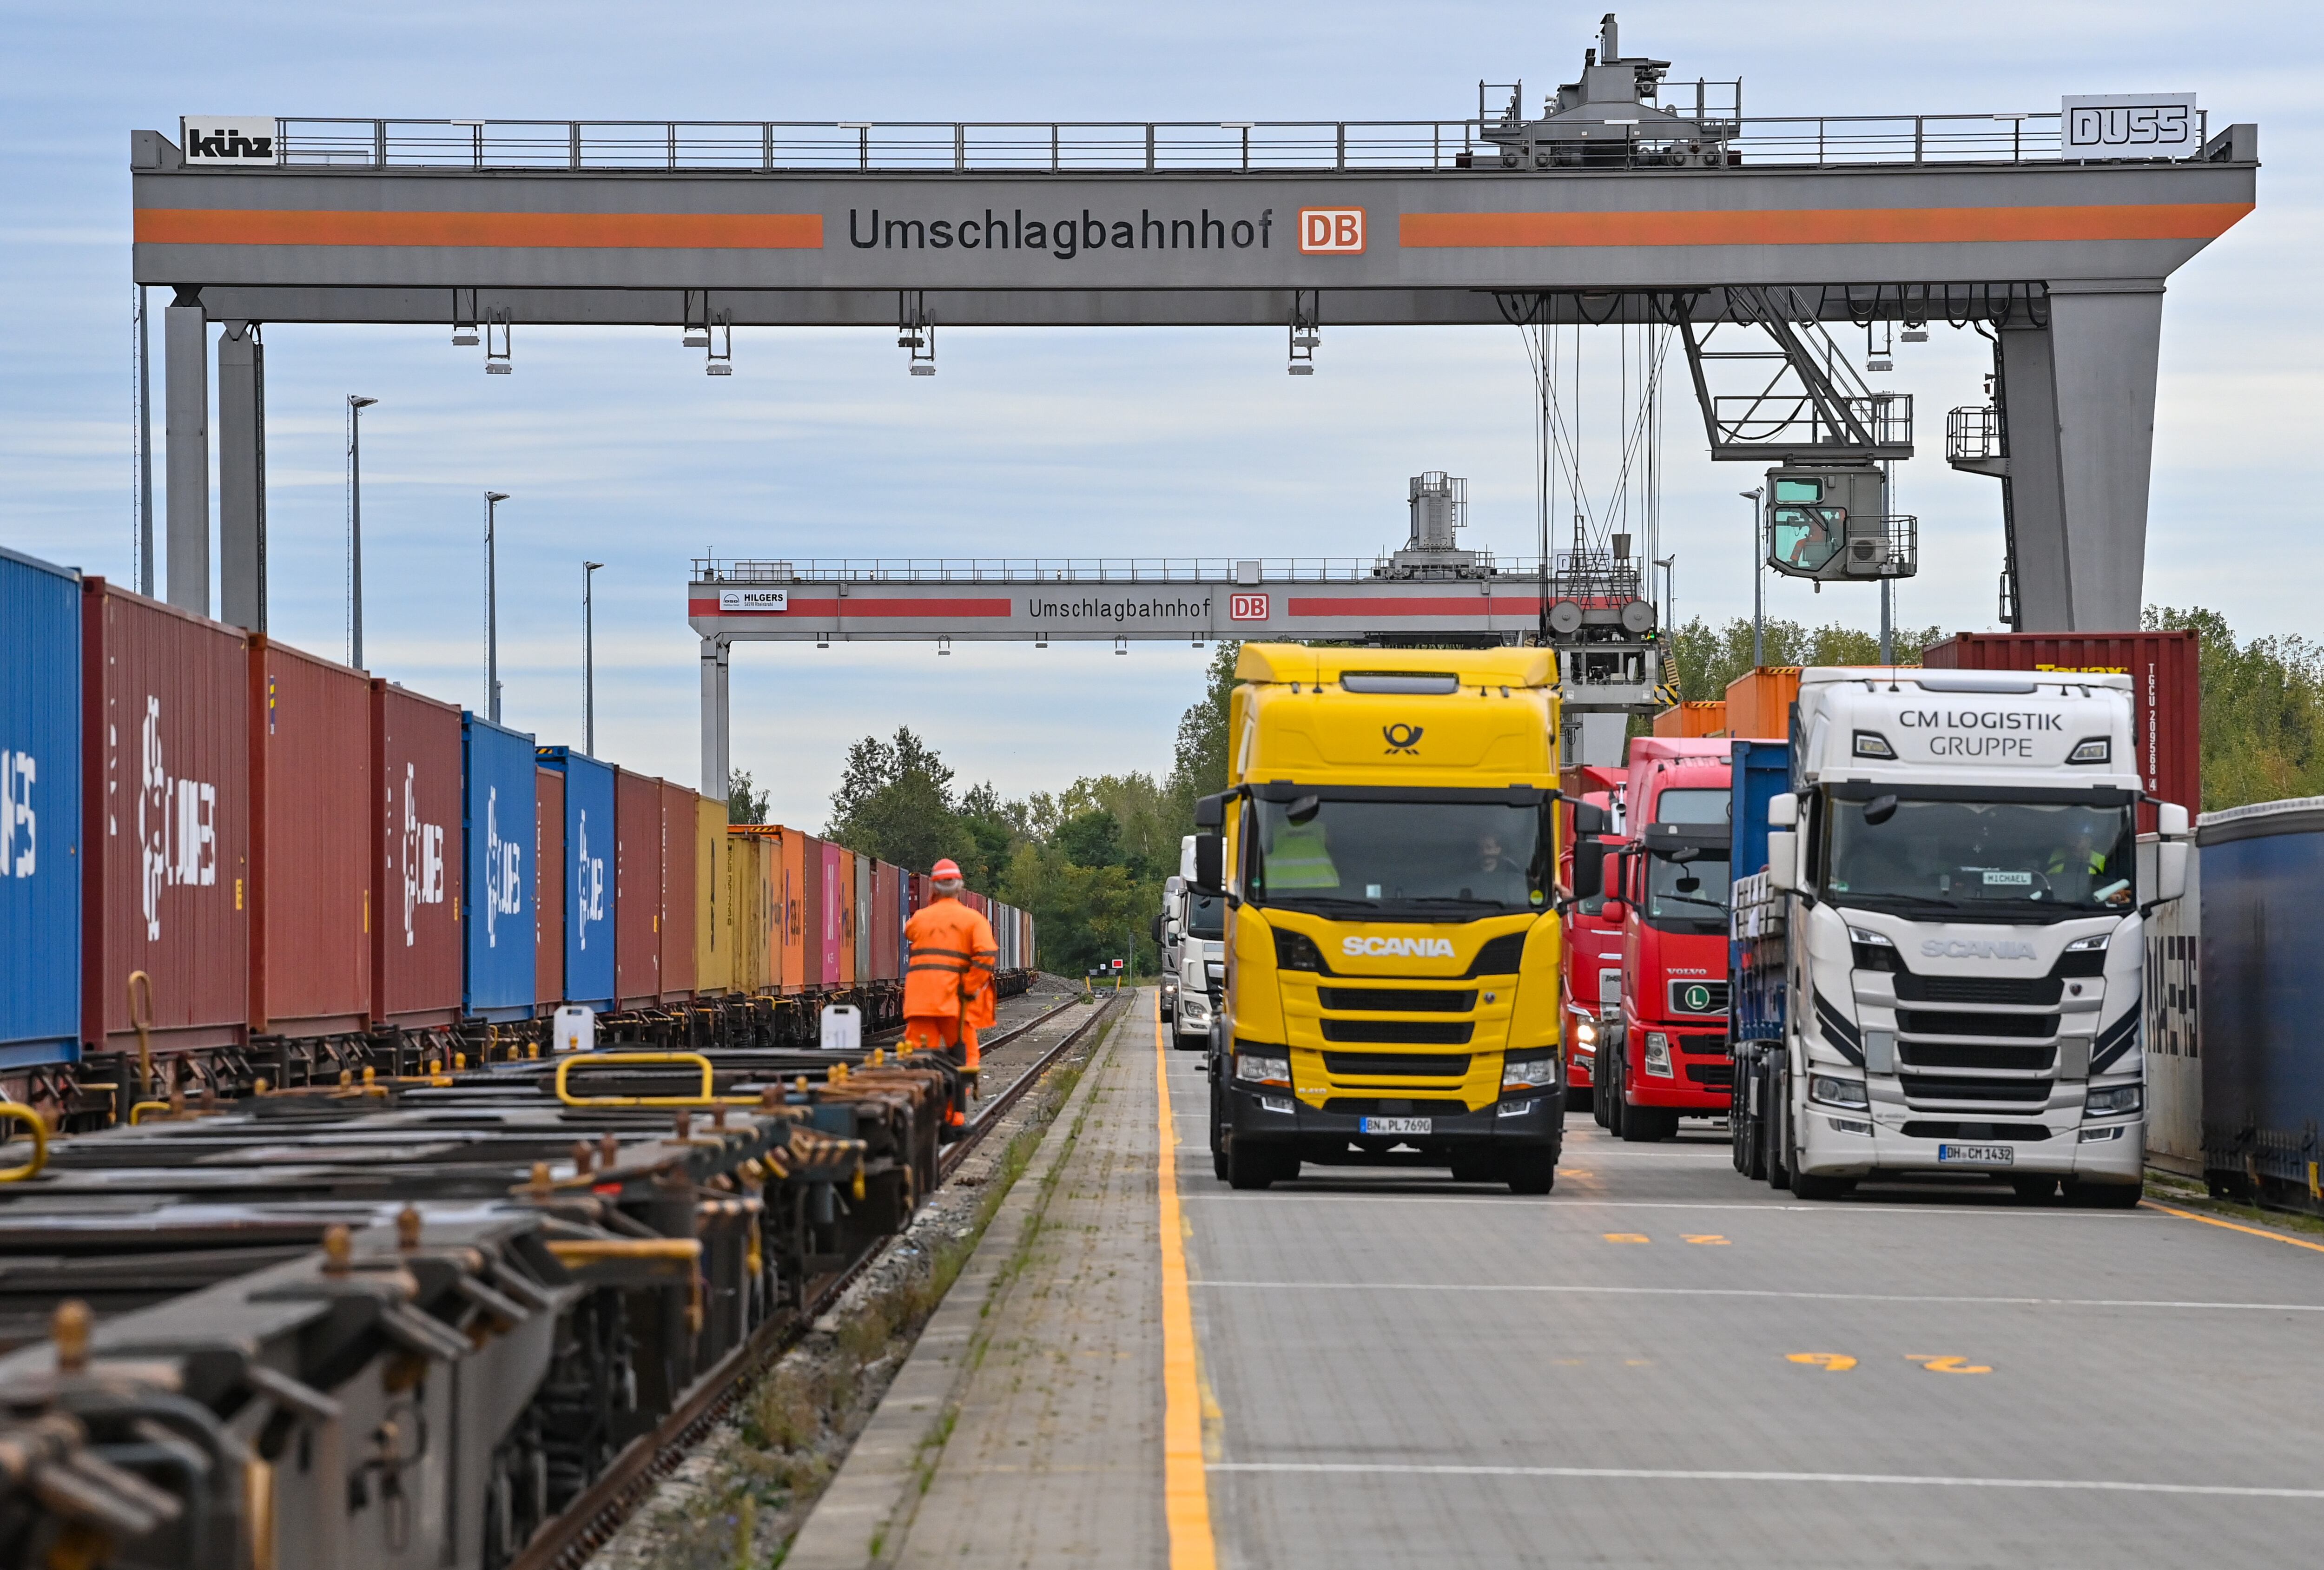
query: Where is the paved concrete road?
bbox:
[1169,1045,2324,1569]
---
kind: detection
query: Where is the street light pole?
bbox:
[1741,488,1764,668]
[583,560,604,755]
[347,396,377,668]
[485,491,509,723]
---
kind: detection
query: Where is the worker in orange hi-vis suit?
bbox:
[902,858,1000,1128]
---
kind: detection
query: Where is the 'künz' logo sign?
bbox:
[181,117,279,165]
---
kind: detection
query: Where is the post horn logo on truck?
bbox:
[1383,723,1424,755]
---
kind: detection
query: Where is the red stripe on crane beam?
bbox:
[1399,202,2252,250]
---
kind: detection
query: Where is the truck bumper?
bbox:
[1224,1079,1564,1163]
[1796,1111,2146,1183]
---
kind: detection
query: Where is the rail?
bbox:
[515,987,1115,1570]
[239,111,2216,175]
[692,555,1555,584]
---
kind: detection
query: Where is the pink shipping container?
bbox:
[819,841,844,986]
[615,769,663,1008]
[371,681,463,1029]
[1922,630,2200,833]
[536,766,564,1008]
[659,779,697,1001]
[80,580,251,1057]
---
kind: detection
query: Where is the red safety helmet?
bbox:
[931,858,964,882]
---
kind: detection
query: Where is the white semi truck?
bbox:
[1727,667,2189,1205]
[1166,834,1226,1051]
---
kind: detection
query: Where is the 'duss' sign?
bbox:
[2061,94,2199,157]
[180,116,279,165]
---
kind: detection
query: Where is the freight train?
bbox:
[0,543,1035,1127]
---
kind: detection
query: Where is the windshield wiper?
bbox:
[1845,892,1961,910]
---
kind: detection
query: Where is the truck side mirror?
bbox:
[1767,831,1799,893]
[1571,840,1605,900]
[1570,800,1608,837]
[1151,913,1165,944]
[1193,832,1225,892]
[1768,794,1799,829]
[2156,801,2190,839]
[1194,792,1228,830]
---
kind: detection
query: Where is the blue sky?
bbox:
[3,1,2313,829]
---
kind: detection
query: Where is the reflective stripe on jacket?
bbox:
[905,896,1001,1026]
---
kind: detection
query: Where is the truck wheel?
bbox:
[1208,1078,1230,1182]
[1225,1137,1277,1190]
[1790,1170,1854,1201]
[2064,1177,2144,1209]
[1765,1075,1791,1191]
[1620,1107,1675,1143]
[1505,1151,1557,1195]
[1172,1030,1203,1053]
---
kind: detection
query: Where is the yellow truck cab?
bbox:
[1193,643,1602,1192]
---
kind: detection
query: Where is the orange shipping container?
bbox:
[1652,700,1727,739]
[1724,667,1803,741]
[779,830,805,991]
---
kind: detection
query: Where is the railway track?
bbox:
[515,989,1122,1570]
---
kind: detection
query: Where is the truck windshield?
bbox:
[1248,798,1546,917]
[1646,851,1730,931]
[1824,798,2136,916]
[1186,892,1225,939]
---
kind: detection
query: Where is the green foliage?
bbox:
[725,767,772,825]
[823,727,971,873]
[1666,616,1947,702]
[2148,606,2324,810]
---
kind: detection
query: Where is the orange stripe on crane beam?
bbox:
[1398,202,2251,249]
[134,208,825,249]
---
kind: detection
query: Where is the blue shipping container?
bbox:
[0,546,81,1068]
[537,747,615,1010]
[1726,739,1792,1052]
[463,714,537,1020]
[2196,799,2324,1207]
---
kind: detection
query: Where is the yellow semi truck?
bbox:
[1193,643,1604,1192]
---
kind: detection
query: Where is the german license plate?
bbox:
[1937,1143,2014,1166]
[1360,1116,1433,1136]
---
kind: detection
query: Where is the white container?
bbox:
[820,1003,863,1053]
[553,1004,596,1055]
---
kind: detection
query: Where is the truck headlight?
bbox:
[1575,1021,1597,1046]
[1810,1074,1869,1109]
[1644,1032,1672,1078]
[1502,1055,1559,1089]
[1235,1054,1290,1087]
[2084,1083,2142,1117]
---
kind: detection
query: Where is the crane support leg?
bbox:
[700,636,730,801]
[1998,282,2166,632]
[164,297,209,615]
[216,321,266,633]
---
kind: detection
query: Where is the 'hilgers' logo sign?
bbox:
[181,117,278,165]
[1299,209,1365,254]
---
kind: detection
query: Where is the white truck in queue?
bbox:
[1164,834,1226,1051]
[1727,667,2189,1205]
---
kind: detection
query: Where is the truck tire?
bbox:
[2064,1177,2144,1209]
[1790,1169,1854,1201]
[1208,1077,1230,1182]
[1172,1029,1204,1053]
[1765,1069,1791,1191]
[1505,1150,1557,1195]
[1621,1107,1677,1143]
[1226,1137,1278,1190]
[1604,1061,1627,1137]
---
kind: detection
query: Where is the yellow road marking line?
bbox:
[2148,1201,2324,1255]
[1155,1006,1219,1570]
[1787,1352,1856,1371]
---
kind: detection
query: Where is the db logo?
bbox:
[1298,208,1365,255]
[1229,593,1269,622]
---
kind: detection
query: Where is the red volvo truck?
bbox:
[1559,764,1625,1114]
[1598,738,1734,1141]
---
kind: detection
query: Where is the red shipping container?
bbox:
[799,832,825,992]
[871,862,900,982]
[80,580,251,1057]
[248,638,374,1037]
[659,779,697,1001]
[536,765,564,1008]
[371,681,463,1029]
[615,769,662,1008]
[1922,630,2199,831]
